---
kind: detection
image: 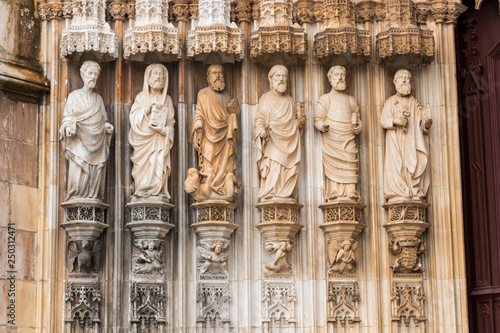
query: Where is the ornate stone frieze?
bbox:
[64,281,101,332]
[235,2,252,22]
[250,0,307,63]
[60,0,119,61]
[130,282,167,331]
[187,23,244,61]
[376,0,434,64]
[327,282,361,326]
[124,0,181,61]
[109,2,127,20]
[38,2,63,20]
[313,0,371,62]
[391,281,426,327]
[173,3,190,21]
[197,282,231,328]
[262,281,297,329]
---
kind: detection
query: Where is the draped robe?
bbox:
[129,91,175,200]
[381,95,430,202]
[192,87,238,194]
[59,89,112,200]
[255,91,301,201]
[315,91,361,200]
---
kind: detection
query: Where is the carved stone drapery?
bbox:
[313,0,371,62]
[123,0,181,61]
[375,0,434,64]
[60,0,119,61]
[250,0,307,63]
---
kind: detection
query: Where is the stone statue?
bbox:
[381,69,432,202]
[265,241,292,273]
[189,65,239,202]
[329,239,359,274]
[315,66,362,201]
[59,61,113,201]
[185,168,240,202]
[197,241,229,275]
[133,239,164,275]
[66,240,102,274]
[255,65,305,202]
[129,64,175,201]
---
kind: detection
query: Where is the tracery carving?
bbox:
[262,282,297,329]
[60,0,119,61]
[391,282,426,327]
[327,282,360,325]
[313,0,370,62]
[130,283,167,331]
[250,0,307,62]
[197,282,231,327]
[376,0,434,64]
[123,0,181,60]
[64,282,101,332]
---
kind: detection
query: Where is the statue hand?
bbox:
[105,123,114,134]
[320,124,329,133]
[297,115,306,129]
[394,117,408,127]
[149,123,164,134]
[424,115,433,130]
[65,126,75,137]
[259,129,269,140]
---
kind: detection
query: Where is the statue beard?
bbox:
[210,79,225,92]
[333,80,346,91]
[85,79,96,90]
[150,80,164,90]
[397,83,411,96]
[274,82,287,94]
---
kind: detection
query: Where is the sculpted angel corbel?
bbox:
[328,239,359,274]
[264,241,293,273]
[197,240,229,275]
[66,239,102,274]
[133,239,164,274]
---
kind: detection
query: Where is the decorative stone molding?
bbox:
[356,1,375,23]
[187,0,244,62]
[313,0,371,62]
[109,2,127,20]
[38,2,63,20]
[313,1,324,22]
[62,2,73,19]
[60,0,119,61]
[197,282,231,329]
[173,3,190,21]
[249,0,306,63]
[262,281,297,330]
[374,1,386,21]
[127,2,135,19]
[235,2,252,22]
[376,0,434,64]
[126,201,175,239]
[130,283,167,331]
[391,280,426,328]
[327,282,361,326]
[124,0,182,61]
[415,2,430,25]
[192,201,238,224]
[295,1,313,24]
[252,2,260,20]
[64,281,101,332]
[189,4,199,19]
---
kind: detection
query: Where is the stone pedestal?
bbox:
[319,199,366,330]
[190,200,238,330]
[126,200,174,332]
[256,201,303,330]
[61,199,108,333]
[383,200,429,330]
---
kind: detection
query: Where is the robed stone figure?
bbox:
[129,64,175,201]
[381,69,433,202]
[255,65,305,202]
[315,66,362,201]
[60,61,113,201]
[189,64,239,202]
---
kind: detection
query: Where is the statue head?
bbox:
[341,240,352,250]
[145,64,168,92]
[327,66,346,91]
[394,69,412,96]
[268,65,288,95]
[80,61,101,91]
[207,64,225,92]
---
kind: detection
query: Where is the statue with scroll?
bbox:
[187,65,240,202]
[315,66,362,202]
[381,69,432,203]
[255,65,306,202]
[59,61,113,201]
[129,64,175,201]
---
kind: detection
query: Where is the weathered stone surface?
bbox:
[11,184,37,232]
[11,102,37,144]
[0,138,37,186]
[0,181,9,226]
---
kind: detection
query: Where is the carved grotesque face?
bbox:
[271,69,288,94]
[148,67,165,91]
[394,71,412,96]
[207,65,225,92]
[329,67,346,91]
[81,65,100,90]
